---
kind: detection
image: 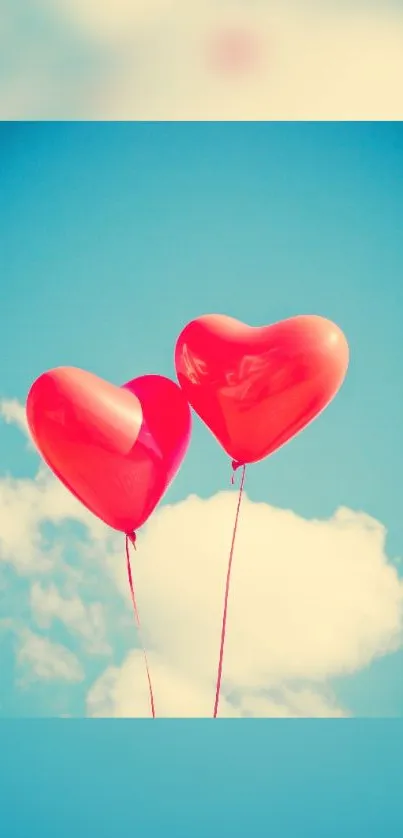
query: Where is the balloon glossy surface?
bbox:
[27,368,191,533]
[175,314,349,465]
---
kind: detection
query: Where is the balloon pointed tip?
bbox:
[127,531,137,549]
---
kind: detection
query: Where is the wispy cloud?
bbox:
[0,400,29,436]
[17,630,84,683]
[30,582,111,655]
[0,401,112,572]
[0,469,104,573]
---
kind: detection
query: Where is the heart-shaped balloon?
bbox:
[26,368,191,534]
[175,314,349,465]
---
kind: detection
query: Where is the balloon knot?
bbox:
[231,460,243,485]
[127,531,137,550]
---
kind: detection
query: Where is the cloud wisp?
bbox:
[17,630,84,683]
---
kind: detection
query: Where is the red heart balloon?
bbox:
[26,368,191,534]
[175,314,349,465]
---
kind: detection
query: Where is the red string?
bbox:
[125,533,156,718]
[213,462,246,718]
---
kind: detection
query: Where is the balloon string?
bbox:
[125,534,156,719]
[213,463,246,718]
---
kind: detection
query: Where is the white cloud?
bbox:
[30,582,111,655]
[89,492,403,716]
[87,651,239,717]
[238,687,347,719]
[17,631,84,682]
[0,468,108,573]
[87,651,348,718]
[0,399,29,436]
[2,400,402,716]
[0,401,112,572]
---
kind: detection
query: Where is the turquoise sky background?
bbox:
[1,121,403,717]
[2,721,403,836]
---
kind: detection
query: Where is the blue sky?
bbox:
[2,721,403,836]
[1,121,403,719]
